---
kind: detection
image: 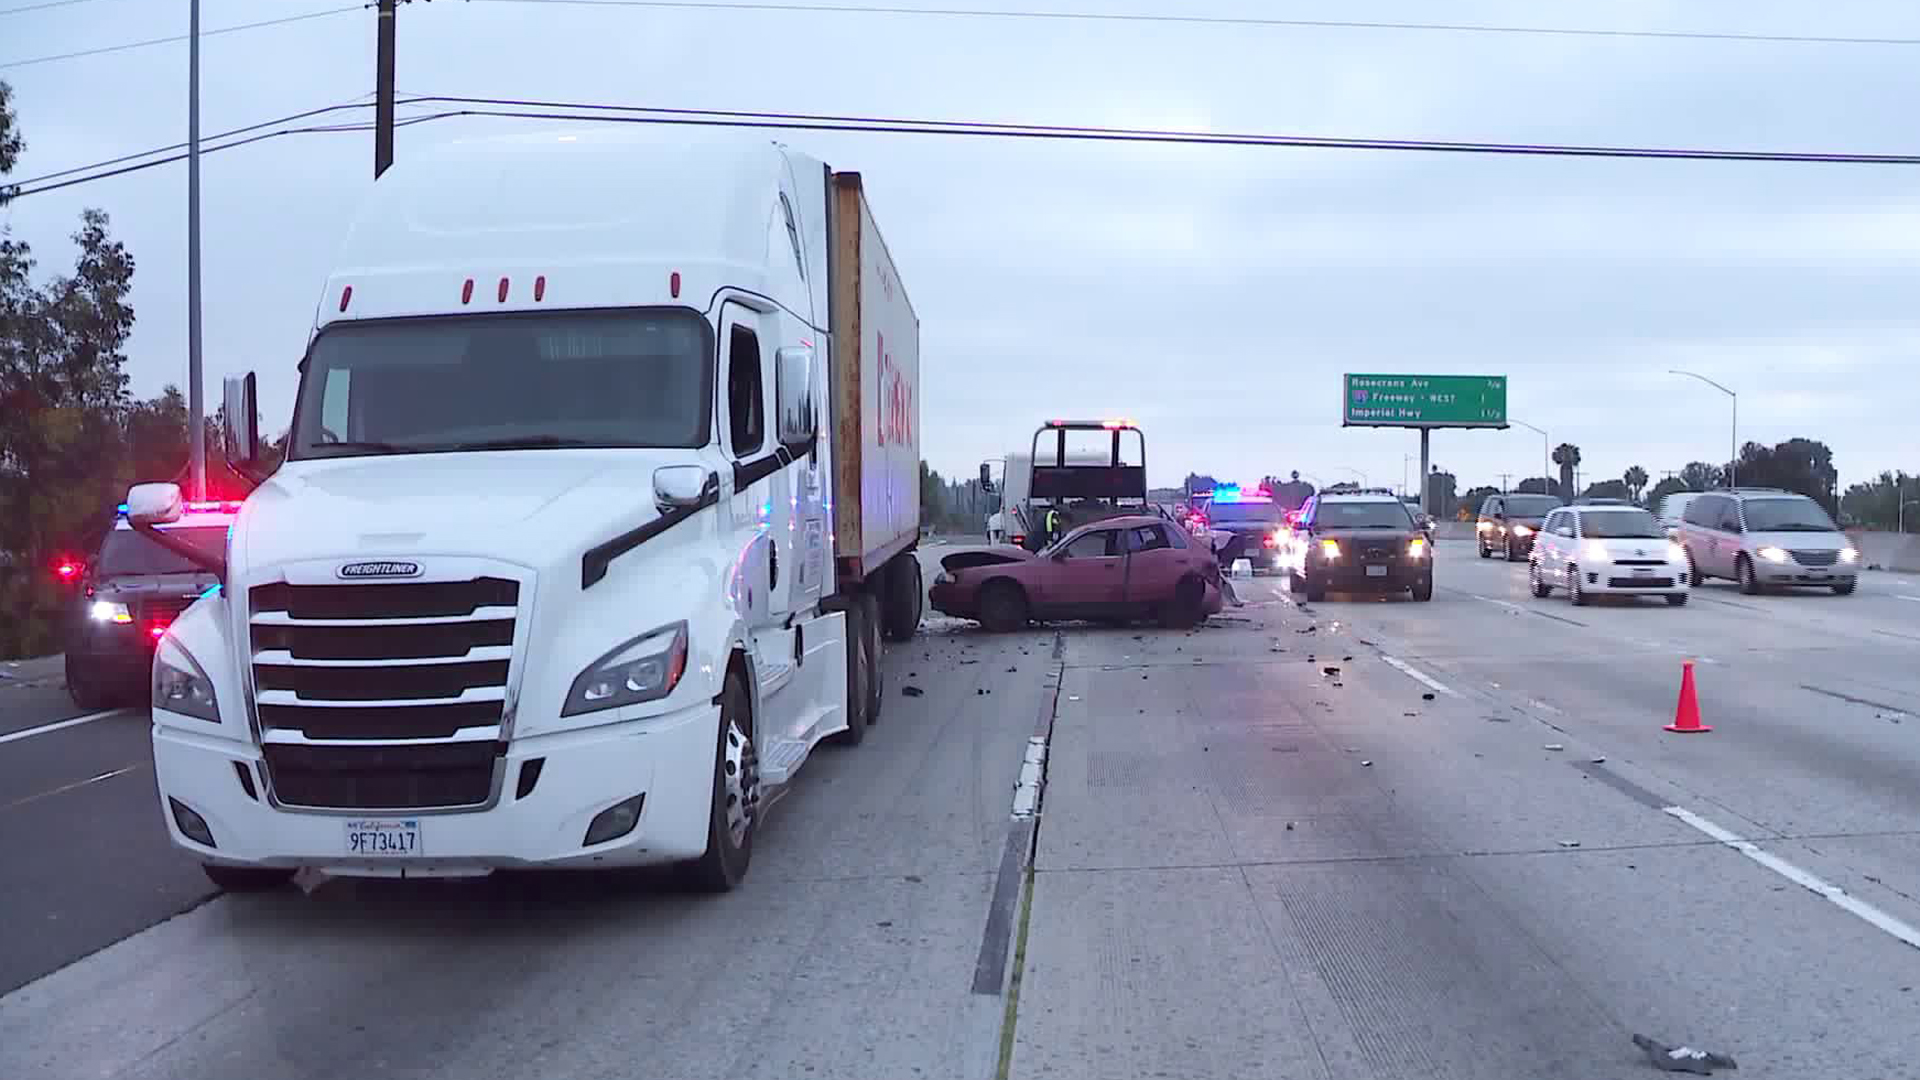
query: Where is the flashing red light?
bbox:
[498,277,510,303]
[55,561,81,580]
[670,271,682,299]
[338,285,353,312]
[533,275,546,302]
[149,626,166,639]
[184,500,244,512]
[1262,534,1278,547]
[461,278,474,305]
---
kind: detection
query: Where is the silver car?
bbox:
[1675,488,1860,595]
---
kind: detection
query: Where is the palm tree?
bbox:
[1624,465,1649,504]
[1552,443,1582,500]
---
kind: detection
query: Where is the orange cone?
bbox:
[1665,660,1711,733]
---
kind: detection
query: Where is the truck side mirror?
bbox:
[654,466,716,513]
[978,462,995,493]
[222,373,260,466]
[774,346,816,448]
[127,482,185,527]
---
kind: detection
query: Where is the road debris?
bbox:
[1422,692,1436,701]
[1360,760,1373,767]
[902,686,924,697]
[1558,840,1581,848]
[1544,744,1565,752]
[1631,1033,1738,1075]
[1322,666,1341,677]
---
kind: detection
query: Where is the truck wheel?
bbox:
[880,555,923,642]
[201,864,296,892]
[1411,574,1434,602]
[861,591,884,725]
[682,673,758,892]
[829,605,870,746]
[979,580,1028,633]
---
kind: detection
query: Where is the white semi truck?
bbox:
[128,131,923,892]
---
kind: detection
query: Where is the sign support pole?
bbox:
[1419,429,1431,517]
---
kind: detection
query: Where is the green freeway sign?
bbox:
[1343,374,1508,429]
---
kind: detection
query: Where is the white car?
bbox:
[1529,504,1690,606]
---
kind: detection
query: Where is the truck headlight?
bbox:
[1407,537,1428,560]
[1840,546,1860,564]
[564,622,689,717]
[1757,546,1789,564]
[153,638,220,722]
[1318,539,1341,560]
[90,600,132,624]
[1511,524,1533,538]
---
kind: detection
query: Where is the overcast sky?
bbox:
[5,0,1918,495]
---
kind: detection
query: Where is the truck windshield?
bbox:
[98,527,226,577]
[290,309,713,459]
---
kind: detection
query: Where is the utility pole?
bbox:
[375,0,398,178]
[1498,473,1513,493]
[186,0,204,501]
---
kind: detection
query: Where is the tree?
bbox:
[1623,465,1649,504]
[1840,471,1918,532]
[1647,476,1690,513]
[1425,466,1457,518]
[1581,479,1631,502]
[1551,443,1581,503]
[1730,437,1838,513]
[1459,485,1499,519]
[1678,461,1724,491]
[0,81,21,203]
[1517,476,1556,496]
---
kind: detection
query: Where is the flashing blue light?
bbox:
[117,503,130,514]
[199,584,221,600]
[1211,484,1243,503]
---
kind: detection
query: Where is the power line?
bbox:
[467,0,1920,47]
[12,95,1920,197]
[0,5,364,70]
[0,0,123,15]
[402,95,1920,165]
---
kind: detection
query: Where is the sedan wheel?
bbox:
[1568,565,1587,607]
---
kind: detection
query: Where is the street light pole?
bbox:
[1513,420,1548,493]
[1669,370,1738,488]
[186,0,204,501]
[1336,466,1367,487]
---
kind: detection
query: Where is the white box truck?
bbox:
[127,130,923,892]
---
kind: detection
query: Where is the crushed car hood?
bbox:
[940,547,1035,573]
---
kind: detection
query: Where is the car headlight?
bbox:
[933,571,955,586]
[1511,524,1533,538]
[1668,542,1687,564]
[1840,547,1860,564]
[1476,521,1493,532]
[1407,536,1428,560]
[1757,546,1789,564]
[1582,541,1612,563]
[152,638,220,722]
[1318,538,1341,560]
[90,600,132,624]
[563,622,689,718]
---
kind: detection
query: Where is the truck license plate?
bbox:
[345,819,421,857]
[1365,565,1388,577]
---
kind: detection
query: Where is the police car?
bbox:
[63,500,237,710]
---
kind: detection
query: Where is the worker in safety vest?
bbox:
[1044,507,1062,546]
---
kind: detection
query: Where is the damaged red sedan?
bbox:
[929,516,1225,631]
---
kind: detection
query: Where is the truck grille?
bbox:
[1791,549,1839,567]
[248,576,520,809]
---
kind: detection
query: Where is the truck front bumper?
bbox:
[152,698,721,877]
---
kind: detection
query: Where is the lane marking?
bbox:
[1468,593,1586,627]
[0,763,143,813]
[1382,655,1457,697]
[0,708,131,746]
[1664,805,1920,950]
[1897,595,1920,603]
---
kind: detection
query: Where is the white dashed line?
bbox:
[1382,655,1457,697]
[1473,595,1525,613]
[1897,595,1920,603]
[1664,805,1920,950]
[0,709,131,746]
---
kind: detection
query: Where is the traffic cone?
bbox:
[1665,660,1711,733]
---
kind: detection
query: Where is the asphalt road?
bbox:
[3,538,1920,1078]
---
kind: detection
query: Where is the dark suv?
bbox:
[1205,493,1286,574]
[1476,492,1564,561]
[64,505,232,710]
[1289,492,1433,602]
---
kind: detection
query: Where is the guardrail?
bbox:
[1847,530,1920,573]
